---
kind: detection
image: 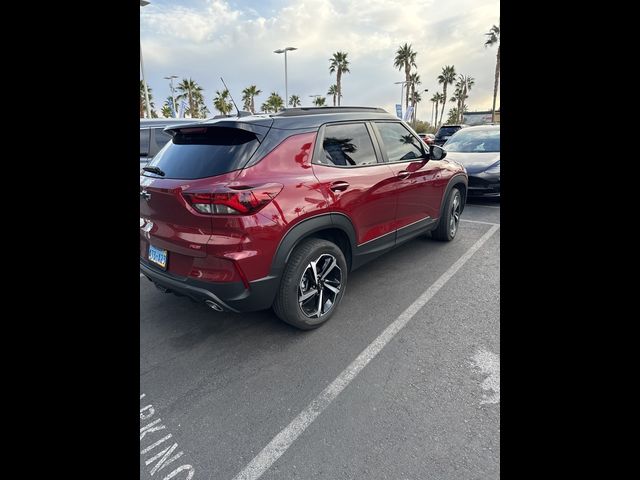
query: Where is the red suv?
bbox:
[140,107,467,329]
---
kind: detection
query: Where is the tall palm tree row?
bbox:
[394,43,417,111]
[327,84,340,107]
[484,23,500,123]
[329,51,350,106]
[437,65,456,127]
[289,95,301,107]
[241,85,262,113]
[176,78,203,119]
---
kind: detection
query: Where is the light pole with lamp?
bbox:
[413,88,428,128]
[274,47,297,108]
[140,1,152,118]
[164,75,178,117]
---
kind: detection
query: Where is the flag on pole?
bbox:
[403,105,414,122]
[178,100,187,119]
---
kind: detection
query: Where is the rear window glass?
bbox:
[140,129,150,156]
[144,127,260,179]
[436,126,461,138]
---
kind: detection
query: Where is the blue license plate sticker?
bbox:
[148,245,168,269]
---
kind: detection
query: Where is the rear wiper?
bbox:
[142,166,165,176]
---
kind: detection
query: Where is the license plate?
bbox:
[148,245,168,269]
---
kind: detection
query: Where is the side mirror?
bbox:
[429,145,447,161]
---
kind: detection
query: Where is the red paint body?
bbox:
[140,131,464,287]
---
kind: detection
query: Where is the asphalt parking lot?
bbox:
[140,199,500,480]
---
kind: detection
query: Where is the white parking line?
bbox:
[461,218,500,226]
[231,224,500,480]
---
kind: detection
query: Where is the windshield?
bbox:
[443,128,500,153]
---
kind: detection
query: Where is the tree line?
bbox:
[140,23,499,129]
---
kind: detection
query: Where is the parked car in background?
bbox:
[140,107,467,330]
[418,133,435,145]
[434,124,467,146]
[442,125,500,198]
[140,119,198,166]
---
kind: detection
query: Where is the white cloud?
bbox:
[140,0,499,120]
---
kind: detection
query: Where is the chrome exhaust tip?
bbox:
[204,300,224,312]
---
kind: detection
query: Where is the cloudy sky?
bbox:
[140,0,499,122]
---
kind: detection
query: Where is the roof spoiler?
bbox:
[163,118,274,143]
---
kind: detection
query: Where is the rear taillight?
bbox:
[182,184,283,215]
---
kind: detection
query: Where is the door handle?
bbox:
[330,181,350,192]
[397,171,411,180]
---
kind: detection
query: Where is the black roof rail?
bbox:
[274,106,388,117]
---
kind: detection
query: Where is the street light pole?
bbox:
[140,1,151,118]
[164,75,178,117]
[414,88,428,128]
[274,47,297,108]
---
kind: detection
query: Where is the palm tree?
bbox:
[213,89,233,115]
[459,75,474,123]
[394,43,418,111]
[313,97,326,107]
[288,95,301,107]
[329,51,350,106]
[241,85,262,113]
[408,72,421,123]
[411,90,423,125]
[327,85,340,106]
[437,66,456,127]
[140,81,155,118]
[433,93,445,129]
[267,92,284,112]
[446,107,459,125]
[485,23,500,123]
[430,93,439,126]
[176,78,203,119]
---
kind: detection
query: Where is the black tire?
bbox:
[431,187,463,241]
[273,238,348,330]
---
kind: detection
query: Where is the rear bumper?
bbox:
[140,259,280,312]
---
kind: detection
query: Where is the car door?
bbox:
[371,121,443,242]
[140,128,151,167]
[311,122,398,248]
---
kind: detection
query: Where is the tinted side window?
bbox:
[150,128,173,156]
[319,123,378,167]
[140,129,150,156]
[375,122,424,162]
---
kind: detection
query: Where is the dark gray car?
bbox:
[140,119,200,167]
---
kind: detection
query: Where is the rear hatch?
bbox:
[139,120,272,276]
